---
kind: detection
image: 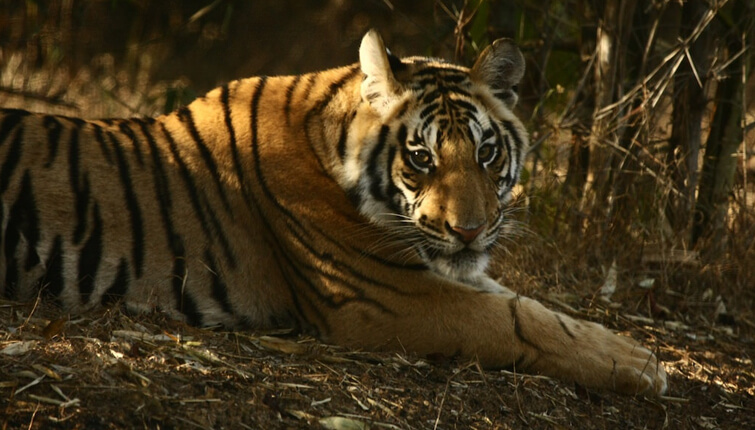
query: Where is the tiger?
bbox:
[0,30,666,395]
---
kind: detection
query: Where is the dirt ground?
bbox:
[2,279,753,430]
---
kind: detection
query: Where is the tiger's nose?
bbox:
[447,223,485,245]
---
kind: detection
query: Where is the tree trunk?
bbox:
[692,0,752,256]
[666,0,713,235]
[562,1,596,231]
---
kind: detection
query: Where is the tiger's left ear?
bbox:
[471,38,525,109]
[359,30,404,117]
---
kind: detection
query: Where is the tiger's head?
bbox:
[344,31,528,283]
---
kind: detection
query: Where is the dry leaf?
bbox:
[599,260,618,302]
[32,364,62,381]
[1,341,37,356]
[259,336,309,355]
[42,318,66,339]
[319,416,369,430]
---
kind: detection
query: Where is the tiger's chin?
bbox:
[425,249,488,285]
[426,250,512,294]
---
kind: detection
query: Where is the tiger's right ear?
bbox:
[359,30,403,117]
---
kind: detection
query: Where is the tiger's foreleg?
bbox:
[324,284,667,396]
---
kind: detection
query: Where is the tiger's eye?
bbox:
[410,149,433,170]
[478,144,497,164]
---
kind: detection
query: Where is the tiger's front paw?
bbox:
[587,324,668,396]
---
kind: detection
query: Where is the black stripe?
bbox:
[16,172,41,271]
[137,122,197,323]
[419,103,439,120]
[287,214,409,297]
[204,199,237,268]
[205,249,234,315]
[412,67,466,78]
[221,84,252,208]
[138,121,174,241]
[0,122,24,195]
[284,75,302,125]
[414,74,471,91]
[118,121,145,166]
[396,124,407,145]
[367,125,390,201]
[305,214,428,273]
[420,89,441,105]
[273,236,329,333]
[259,69,357,216]
[78,202,103,304]
[74,187,93,238]
[0,109,28,147]
[101,258,130,306]
[42,236,64,300]
[91,123,114,164]
[299,73,317,101]
[507,352,535,372]
[500,120,524,151]
[43,116,63,167]
[447,98,479,114]
[385,146,403,215]
[171,238,202,326]
[509,298,541,351]
[322,67,360,109]
[400,171,419,192]
[68,124,91,245]
[177,106,232,213]
[345,186,362,208]
[2,227,19,298]
[160,121,237,273]
[500,120,525,179]
[108,131,145,278]
[304,66,360,121]
[394,100,410,119]
[240,143,314,331]
[249,76,333,332]
[387,52,407,74]
[250,76,315,244]
[1,176,39,299]
[278,237,330,333]
[500,135,513,185]
[303,66,361,171]
[441,74,469,84]
[556,314,576,339]
[336,111,356,162]
[463,124,476,148]
[287,246,396,315]
[159,124,215,240]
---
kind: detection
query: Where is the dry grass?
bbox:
[2,270,753,430]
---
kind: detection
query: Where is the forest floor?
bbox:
[2,273,753,430]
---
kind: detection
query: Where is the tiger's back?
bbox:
[0,71,335,328]
[0,31,667,396]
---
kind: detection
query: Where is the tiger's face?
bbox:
[347,31,528,283]
[388,98,522,281]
